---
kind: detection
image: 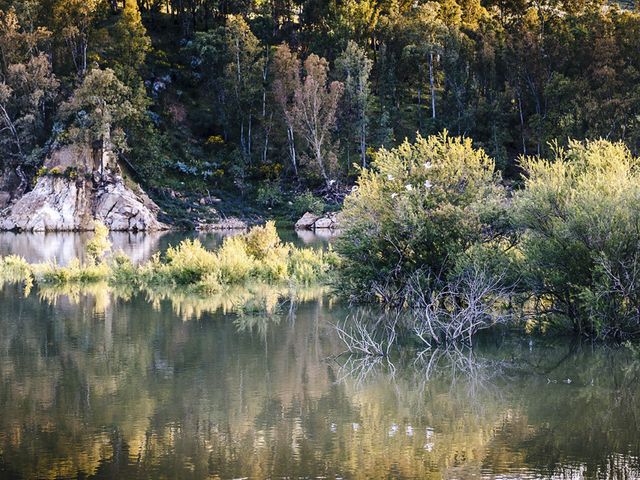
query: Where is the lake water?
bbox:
[0,233,639,479]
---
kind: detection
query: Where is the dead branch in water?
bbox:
[406,266,515,347]
[334,310,400,356]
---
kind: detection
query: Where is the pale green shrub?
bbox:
[162,239,219,284]
[289,247,329,284]
[243,221,281,260]
[337,131,509,302]
[33,258,111,284]
[86,220,111,264]
[110,251,137,283]
[253,246,290,281]
[0,223,334,302]
[216,235,255,283]
[0,255,32,280]
[514,140,640,338]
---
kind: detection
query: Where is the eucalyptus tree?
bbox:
[272,43,300,177]
[59,67,144,176]
[52,0,101,77]
[293,54,344,188]
[336,40,372,167]
[0,8,57,190]
[401,3,446,130]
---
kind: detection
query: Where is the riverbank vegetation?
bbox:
[338,133,640,342]
[2,0,640,221]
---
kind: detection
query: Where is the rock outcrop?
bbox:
[294,211,340,231]
[0,144,167,232]
[294,212,320,230]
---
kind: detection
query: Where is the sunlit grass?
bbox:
[0,221,337,315]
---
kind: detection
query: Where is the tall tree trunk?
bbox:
[262,113,272,165]
[247,115,252,161]
[417,75,422,133]
[287,125,298,177]
[0,103,23,160]
[429,51,436,120]
[314,143,329,188]
[360,121,366,167]
[517,91,526,155]
[358,79,367,167]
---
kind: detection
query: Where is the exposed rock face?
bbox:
[1,176,90,231]
[0,145,167,232]
[95,181,164,231]
[294,211,340,231]
[314,212,339,229]
[0,191,10,209]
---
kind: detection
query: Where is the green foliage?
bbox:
[4,0,640,204]
[59,67,146,151]
[85,220,111,264]
[0,9,58,167]
[0,254,32,291]
[105,0,151,84]
[336,40,373,167]
[514,140,640,338]
[337,132,508,301]
[151,222,335,288]
[256,182,283,208]
[291,191,325,217]
[34,258,111,284]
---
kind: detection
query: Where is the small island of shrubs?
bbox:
[0,221,337,299]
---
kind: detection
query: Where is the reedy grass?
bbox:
[0,221,337,305]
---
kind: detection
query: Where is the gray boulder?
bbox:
[295,212,320,230]
[294,211,339,231]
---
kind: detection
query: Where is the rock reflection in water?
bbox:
[0,286,639,479]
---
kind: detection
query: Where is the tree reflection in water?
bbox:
[0,285,639,479]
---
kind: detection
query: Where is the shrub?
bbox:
[514,140,640,338]
[0,223,334,308]
[243,221,281,259]
[162,239,219,284]
[86,221,111,264]
[110,251,137,283]
[33,259,111,284]
[216,236,254,283]
[0,255,33,291]
[337,131,509,302]
[289,247,334,284]
[291,191,325,218]
[256,181,283,208]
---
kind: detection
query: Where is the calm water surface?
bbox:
[0,233,639,479]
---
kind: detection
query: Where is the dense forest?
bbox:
[1,0,639,216]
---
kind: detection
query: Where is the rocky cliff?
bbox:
[0,144,167,232]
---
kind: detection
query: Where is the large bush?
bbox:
[514,140,640,338]
[337,132,508,302]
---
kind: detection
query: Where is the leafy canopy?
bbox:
[337,131,507,301]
